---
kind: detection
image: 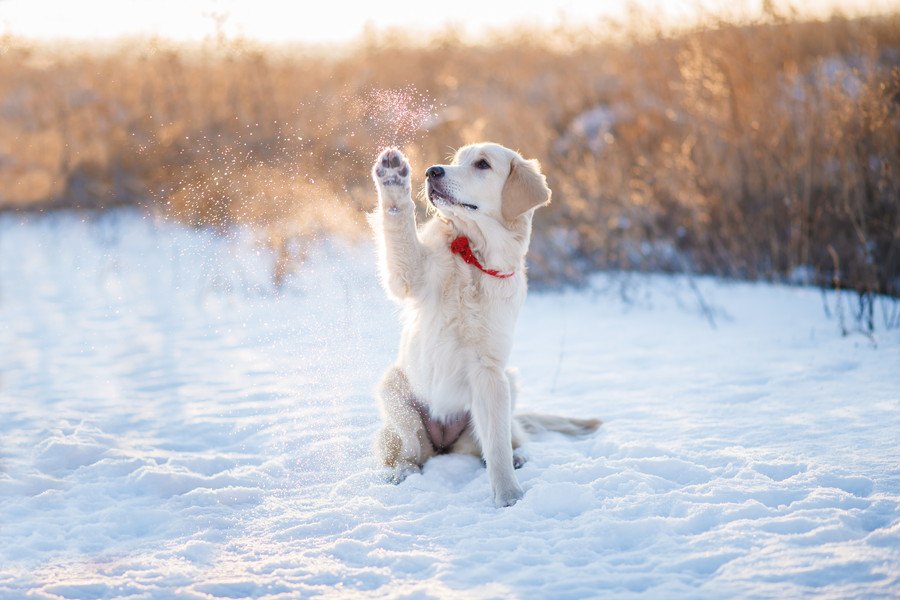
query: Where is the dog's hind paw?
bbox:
[386,462,420,485]
[481,452,527,470]
[513,450,527,470]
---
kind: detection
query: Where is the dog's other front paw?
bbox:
[372,148,412,211]
[493,483,524,508]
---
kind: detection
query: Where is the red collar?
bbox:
[449,236,514,279]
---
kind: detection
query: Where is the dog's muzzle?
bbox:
[426,176,478,211]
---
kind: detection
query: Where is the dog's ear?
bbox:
[501,157,551,221]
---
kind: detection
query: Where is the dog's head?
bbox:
[423,143,551,227]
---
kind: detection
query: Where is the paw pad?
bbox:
[374,149,411,187]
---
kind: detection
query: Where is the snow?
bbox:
[1,210,898,599]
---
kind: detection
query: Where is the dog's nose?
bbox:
[426,166,445,179]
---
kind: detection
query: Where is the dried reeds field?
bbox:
[2,9,897,319]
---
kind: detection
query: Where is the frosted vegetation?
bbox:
[0,11,898,328]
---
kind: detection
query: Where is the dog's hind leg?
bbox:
[374,366,434,483]
[451,426,481,460]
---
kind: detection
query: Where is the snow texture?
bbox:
[1,210,898,599]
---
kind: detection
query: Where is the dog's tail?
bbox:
[515,413,602,436]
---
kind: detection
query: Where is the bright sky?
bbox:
[0,0,891,44]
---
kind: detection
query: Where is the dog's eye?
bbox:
[474,159,491,170]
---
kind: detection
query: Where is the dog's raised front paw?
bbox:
[372,148,413,212]
[493,483,524,508]
[374,148,410,185]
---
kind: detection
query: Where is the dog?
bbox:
[370,142,601,507]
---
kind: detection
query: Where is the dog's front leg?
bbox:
[371,148,424,300]
[470,368,524,507]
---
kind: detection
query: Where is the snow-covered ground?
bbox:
[1,210,898,599]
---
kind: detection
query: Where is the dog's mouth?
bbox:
[427,182,478,211]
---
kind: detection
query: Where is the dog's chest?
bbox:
[451,280,492,342]
[399,252,525,415]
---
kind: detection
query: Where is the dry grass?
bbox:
[1,9,898,326]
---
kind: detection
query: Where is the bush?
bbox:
[0,11,897,327]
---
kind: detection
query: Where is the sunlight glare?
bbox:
[0,0,892,44]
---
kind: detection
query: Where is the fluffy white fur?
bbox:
[370,142,600,507]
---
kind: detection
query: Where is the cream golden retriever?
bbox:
[370,142,600,507]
